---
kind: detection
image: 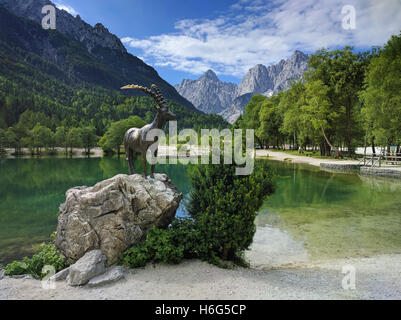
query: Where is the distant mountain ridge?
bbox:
[174,70,237,114]
[0,0,126,54]
[0,0,197,112]
[176,50,310,123]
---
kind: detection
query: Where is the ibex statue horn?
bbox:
[121,84,176,178]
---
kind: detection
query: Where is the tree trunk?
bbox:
[254,135,263,150]
[371,136,376,156]
[321,126,340,158]
[346,99,352,157]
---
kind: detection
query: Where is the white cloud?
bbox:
[55,2,79,17]
[122,0,401,78]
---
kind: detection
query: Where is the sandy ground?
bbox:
[1,226,400,300]
[255,150,360,167]
[1,253,401,300]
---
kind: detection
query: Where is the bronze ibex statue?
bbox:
[120,84,176,177]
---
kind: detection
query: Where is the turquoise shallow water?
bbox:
[0,157,190,264]
[0,157,400,264]
[257,160,401,260]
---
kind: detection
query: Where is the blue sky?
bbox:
[54,0,401,85]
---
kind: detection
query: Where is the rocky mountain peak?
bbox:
[175,71,237,114]
[290,50,309,65]
[202,69,219,81]
[219,50,310,123]
[237,64,272,97]
[176,50,309,121]
[0,0,127,54]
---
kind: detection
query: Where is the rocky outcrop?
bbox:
[50,267,70,282]
[87,266,125,287]
[55,174,182,265]
[175,70,237,114]
[67,250,106,286]
[360,167,401,179]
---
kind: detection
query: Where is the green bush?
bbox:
[122,219,201,268]
[188,160,274,263]
[5,243,66,279]
[122,160,274,268]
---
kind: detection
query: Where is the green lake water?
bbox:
[0,157,401,265]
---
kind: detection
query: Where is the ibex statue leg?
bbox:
[127,148,136,175]
[150,149,158,178]
[141,153,147,178]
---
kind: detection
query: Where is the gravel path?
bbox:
[1,254,401,300]
[255,150,359,167]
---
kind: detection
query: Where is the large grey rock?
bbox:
[50,267,70,282]
[67,250,106,286]
[10,274,34,280]
[55,174,182,265]
[0,269,4,280]
[87,266,125,287]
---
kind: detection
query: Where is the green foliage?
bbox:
[29,123,53,154]
[188,159,274,262]
[122,219,201,268]
[99,116,146,154]
[361,32,401,146]
[0,128,5,155]
[80,126,99,154]
[66,127,82,152]
[5,243,66,279]
[238,44,383,157]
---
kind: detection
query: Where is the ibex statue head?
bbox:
[121,84,176,123]
[120,84,176,177]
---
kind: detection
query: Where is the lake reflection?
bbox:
[1,157,401,266]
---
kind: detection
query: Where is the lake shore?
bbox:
[1,253,401,300]
[256,150,401,178]
[255,149,360,167]
[4,147,104,158]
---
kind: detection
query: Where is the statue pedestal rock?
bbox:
[55,174,182,265]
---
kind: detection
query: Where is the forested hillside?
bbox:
[0,5,227,155]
